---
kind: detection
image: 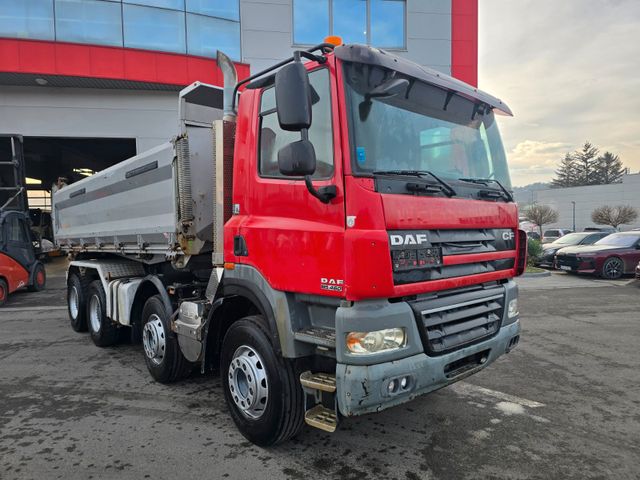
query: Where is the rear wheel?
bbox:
[141,295,192,383]
[0,278,8,307]
[87,280,118,347]
[221,316,304,446]
[27,262,46,292]
[601,257,624,280]
[67,273,89,332]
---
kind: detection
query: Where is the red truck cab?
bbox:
[220,44,523,436]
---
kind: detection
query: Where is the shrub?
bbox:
[527,238,543,267]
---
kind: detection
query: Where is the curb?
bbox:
[522,270,551,278]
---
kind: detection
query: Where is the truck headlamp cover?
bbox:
[507,299,519,318]
[346,328,407,355]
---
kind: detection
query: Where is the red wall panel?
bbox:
[451,0,478,87]
[0,38,250,87]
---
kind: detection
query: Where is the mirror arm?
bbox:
[304,176,337,204]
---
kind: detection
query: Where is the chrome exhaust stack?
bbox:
[217,50,238,122]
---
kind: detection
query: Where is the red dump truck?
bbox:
[53,41,524,446]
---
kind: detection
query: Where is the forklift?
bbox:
[0,135,46,306]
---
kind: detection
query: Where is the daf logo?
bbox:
[502,231,515,241]
[390,234,429,246]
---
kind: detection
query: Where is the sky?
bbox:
[478,0,640,186]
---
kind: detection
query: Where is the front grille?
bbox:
[409,285,505,355]
[555,254,579,268]
[389,229,516,285]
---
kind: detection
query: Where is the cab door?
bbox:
[236,59,346,296]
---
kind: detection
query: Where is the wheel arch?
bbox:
[130,275,173,339]
[203,279,280,371]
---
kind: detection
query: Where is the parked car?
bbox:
[542,228,572,243]
[554,232,640,279]
[583,227,616,233]
[536,232,609,267]
[526,231,541,241]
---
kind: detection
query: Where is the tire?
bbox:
[0,278,8,307]
[86,280,118,347]
[141,295,192,383]
[221,315,304,446]
[601,257,624,280]
[67,273,89,332]
[27,262,46,292]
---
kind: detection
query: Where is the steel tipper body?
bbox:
[54,42,523,446]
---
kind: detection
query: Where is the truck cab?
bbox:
[54,42,523,446]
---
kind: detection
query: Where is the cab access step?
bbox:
[300,371,338,433]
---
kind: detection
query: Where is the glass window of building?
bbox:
[371,0,405,48]
[186,0,239,21]
[55,0,123,47]
[123,0,185,10]
[186,14,240,60]
[332,0,366,45]
[293,0,405,49]
[123,4,186,54]
[293,0,329,46]
[0,0,55,41]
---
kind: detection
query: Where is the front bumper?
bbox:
[336,320,520,416]
[334,280,520,417]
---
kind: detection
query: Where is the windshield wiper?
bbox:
[373,170,456,197]
[458,177,514,202]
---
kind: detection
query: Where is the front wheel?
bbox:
[0,278,8,307]
[27,262,46,292]
[141,295,192,383]
[221,316,304,446]
[601,257,624,280]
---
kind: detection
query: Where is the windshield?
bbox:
[552,233,587,245]
[343,63,512,189]
[595,233,640,247]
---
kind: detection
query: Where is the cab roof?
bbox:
[334,44,513,116]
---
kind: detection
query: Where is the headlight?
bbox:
[346,328,406,355]
[507,299,519,318]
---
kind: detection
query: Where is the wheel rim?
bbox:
[89,295,101,333]
[605,259,622,278]
[228,345,269,419]
[0,284,6,302]
[36,270,45,286]
[142,314,166,365]
[69,286,79,319]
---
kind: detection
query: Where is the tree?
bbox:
[591,205,638,230]
[524,204,559,236]
[594,152,625,184]
[573,141,600,186]
[551,153,578,188]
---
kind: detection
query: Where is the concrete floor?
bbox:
[1,260,639,480]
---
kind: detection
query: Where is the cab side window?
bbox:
[8,216,28,243]
[258,68,334,179]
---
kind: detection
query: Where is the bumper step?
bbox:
[304,404,338,433]
[300,371,336,392]
[294,327,336,348]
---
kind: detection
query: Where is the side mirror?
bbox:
[275,63,312,131]
[278,139,316,177]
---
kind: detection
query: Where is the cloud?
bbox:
[507,140,571,186]
[479,0,640,185]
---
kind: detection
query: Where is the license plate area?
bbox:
[444,349,491,379]
[560,265,572,271]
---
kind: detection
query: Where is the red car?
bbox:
[554,232,640,279]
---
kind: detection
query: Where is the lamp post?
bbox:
[571,201,576,232]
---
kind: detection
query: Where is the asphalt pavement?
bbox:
[1,260,639,480]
